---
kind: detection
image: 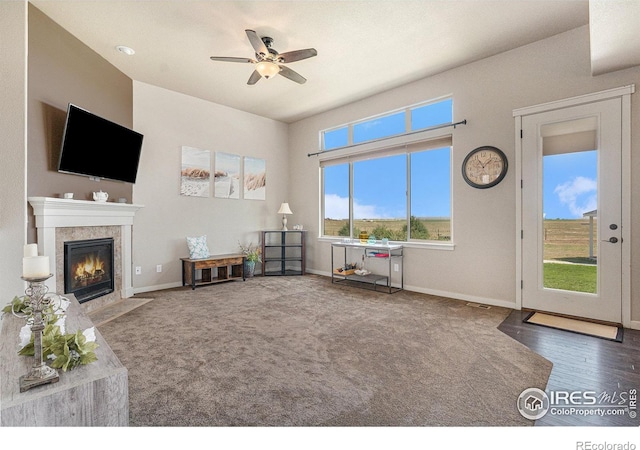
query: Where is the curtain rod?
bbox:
[307,119,467,157]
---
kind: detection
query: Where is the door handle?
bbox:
[602,237,620,244]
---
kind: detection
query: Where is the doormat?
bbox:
[523,312,623,342]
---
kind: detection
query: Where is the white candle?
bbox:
[22,256,50,278]
[23,244,38,258]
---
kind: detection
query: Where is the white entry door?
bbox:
[520,97,622,323]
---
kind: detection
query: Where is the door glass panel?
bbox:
[542,143,598,294]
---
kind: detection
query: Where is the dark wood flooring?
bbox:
[498,310,640,426]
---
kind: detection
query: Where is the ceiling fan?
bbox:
[210,29,317,85]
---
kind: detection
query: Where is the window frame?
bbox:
[318,96,456,250]
[320,96,453,152]
[320,137,454,249]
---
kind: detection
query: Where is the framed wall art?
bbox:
[243,157,266,200]
[214,152,241,199]
[180,146,210,197]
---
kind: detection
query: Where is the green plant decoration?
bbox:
[1,296,31,316]
[18,324,99,372]
[239,242,262,262]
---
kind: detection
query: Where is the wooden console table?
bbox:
[0,293,128,426]
[181,253,246,289]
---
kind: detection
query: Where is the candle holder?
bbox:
[18,274,59,392]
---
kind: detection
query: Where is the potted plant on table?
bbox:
[238,242,261,277]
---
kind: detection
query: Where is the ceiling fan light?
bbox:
[256,61,280,79]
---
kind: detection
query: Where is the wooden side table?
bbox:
[181,253,245,289]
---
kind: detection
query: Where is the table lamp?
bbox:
[277,202,293,230]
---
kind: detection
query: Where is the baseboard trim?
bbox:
[133,281,182,295]
[306,269,517,310]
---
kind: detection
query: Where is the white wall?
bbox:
[289,26,640,319]
[131,82,289,292]
[0,1,28,313]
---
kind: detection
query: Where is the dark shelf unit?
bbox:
[261,230,306,276]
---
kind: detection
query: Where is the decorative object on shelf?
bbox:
[3,267,99,392]
[239,242,262,277]
[277,202,293,231]
[367,234,377,245]
[63,192,74,199]
[293,224,304,230]
[92,190,109,202]
[359,231,369,244]
[462,145,508,189]
[381,238,389,245]
[14,274,60,391]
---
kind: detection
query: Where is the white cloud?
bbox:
[324,194,349,219]
[554,176,597,218]
[324,194,384,219]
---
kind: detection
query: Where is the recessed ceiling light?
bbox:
[115,45,135,56]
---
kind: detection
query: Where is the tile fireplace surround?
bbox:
[28,197,143,312]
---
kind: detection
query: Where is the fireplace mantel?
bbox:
[29,197,143,228]
[28,197,144,301]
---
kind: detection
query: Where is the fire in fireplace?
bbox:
[64,238,114,303]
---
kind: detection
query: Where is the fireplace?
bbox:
[64,238,115,303]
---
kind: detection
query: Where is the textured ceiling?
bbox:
[30,1,596,123]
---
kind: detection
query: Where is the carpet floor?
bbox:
[97,275,552,426]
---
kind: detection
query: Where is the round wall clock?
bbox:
[462,146,508,189]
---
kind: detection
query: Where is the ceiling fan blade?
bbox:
[210,56,256,63]
[278,65,307,84]
[245,29,268,56]
[277,48,317,63]
[247,70,262,85]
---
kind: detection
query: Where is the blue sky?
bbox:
[543,151,597,219]
[325,149,597,220]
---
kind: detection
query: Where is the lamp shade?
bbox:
[256,61,280,79]
[278,202,293,215]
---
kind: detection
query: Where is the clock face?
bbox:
[462,146,508,188]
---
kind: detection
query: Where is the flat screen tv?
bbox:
[58,104,143,183]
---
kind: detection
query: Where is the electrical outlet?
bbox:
[156,264,162,273]
[394,263,399,272]
[135,266,142,275]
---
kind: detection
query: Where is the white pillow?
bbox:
[186,235,210,259]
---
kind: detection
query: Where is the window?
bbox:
[353,111,405,144]
[323,127,348,150]
[410,148,451,241]
[320,97,453,243]
[411,98,453,131]
[323,163,350,237]
[320,97,453,151]
[353,154,407,240]
[322,144,451,242]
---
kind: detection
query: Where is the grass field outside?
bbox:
[324,218,451,241]
[543,219,597,293]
